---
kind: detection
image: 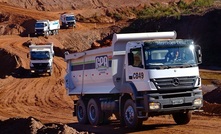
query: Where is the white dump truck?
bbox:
[60,13,76,28]
[35,20,60,37]
[64,31,203,128]
[28,43,54,76]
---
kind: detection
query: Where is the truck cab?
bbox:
[125,39,202,115]
[60,14,76,28]
[35,20,49,36]
[28,43,54,76]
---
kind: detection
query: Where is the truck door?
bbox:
[126,47,148,91]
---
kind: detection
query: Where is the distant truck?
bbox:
[35,20,60,37]
[28,43,54,76]
[60,14,76,28]
[64,31,203,128]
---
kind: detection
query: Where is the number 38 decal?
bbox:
[133,72,144,79]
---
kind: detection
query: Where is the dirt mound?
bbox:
[200,87,221,115]
[0,0,173,11]
[203,87,221,104]
[0,12,35,36]
[202,101,221,115]
[0,48,20,78]
[0,117,86,134]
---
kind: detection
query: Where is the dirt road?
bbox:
[67,115,221,134]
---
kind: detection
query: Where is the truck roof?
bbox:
[65,31,178,61]
[61,14,75,16]
[29,43,54,51]
[112,31,177,45]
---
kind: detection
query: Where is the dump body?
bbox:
[35,20,60,36]
[60,14,76,28]
[29,43,54,76]
[64,31,203,128]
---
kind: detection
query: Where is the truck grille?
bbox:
[33,63,48,69]
[151,76,197,91]
[35,29,44,33]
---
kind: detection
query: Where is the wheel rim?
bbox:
[78,106,84,120]
[89,105,96,121]
[125,105,135,124]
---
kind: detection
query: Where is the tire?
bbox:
[45,31,49,37]
[172,111,192,125]
[48,68,53,76]
[87,98,102,126]
[123,99,143,129]
[76,99,88,124]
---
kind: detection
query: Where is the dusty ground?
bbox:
[0,1,221,134]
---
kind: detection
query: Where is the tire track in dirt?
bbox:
[0,35,74,123]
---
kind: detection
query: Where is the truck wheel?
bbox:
[48,68,53,76]
[87,98,102,126]
[76,99,88,124]
[172,111,192,125]
[45,31,49,37]
[123,99,143,129]
[48,72,52,76]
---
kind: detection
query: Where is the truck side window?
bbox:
[131,48,142,68]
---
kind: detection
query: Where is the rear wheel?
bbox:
[45,31,49,37]
[172,111,192,125]
[76,99,88,124]
[87,98,102,126]
[55,30,59,35]
[123,99,143,129]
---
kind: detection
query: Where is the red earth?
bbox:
[0,1,221,133]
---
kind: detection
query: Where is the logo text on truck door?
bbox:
[133,72,144,79]
[95,55,109,71]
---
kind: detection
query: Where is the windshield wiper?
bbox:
[180,64,195,68]
[147,65,171,69]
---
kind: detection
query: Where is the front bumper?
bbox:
[143,89,203,116]
[30,67,52,74]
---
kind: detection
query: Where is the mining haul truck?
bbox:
[64,31,203,128]
[60,13,76,28]
[35,20,60,37]
[28,43,54,76]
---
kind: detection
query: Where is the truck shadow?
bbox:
[68,120,175,134]
[11,66,50,78]
[11,66,31,78]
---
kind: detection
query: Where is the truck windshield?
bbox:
[66,16,75,21]
[35,23,44,28]
[31,51,50,60]
[144,45,197,69]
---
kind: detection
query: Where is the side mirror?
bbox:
[195,45,202,64]
[128,52,134,65]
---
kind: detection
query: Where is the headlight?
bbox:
[193,98,202,106]
[31,70,35,73]
[149,102,160,110]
